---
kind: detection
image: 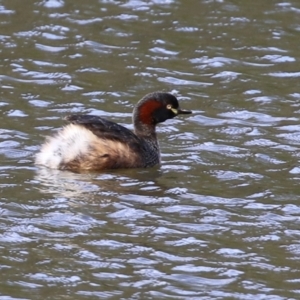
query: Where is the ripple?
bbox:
[158,76,212,86]
[28,100,52,107]
[0,75,63,85]
[0,232,33,243]
[216,248,246,257]
[42,32,66,40]
[212,71,241,81]
[190,56,238,68]
[219,110,296,124]
[6,110,28,117]
[149,47,179,55]
[213,170,263,180]
[0,5,14,14]
[35,43,67,52]
[29,273,80,284]
[42,0,65,8]
[176,26,199,32]
[67,17,104,25]
[261,54,295,63]
[245,139,278,147]
[268,71,300,78]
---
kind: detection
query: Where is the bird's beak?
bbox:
[173,108,192,115]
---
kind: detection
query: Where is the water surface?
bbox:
[1,0,300,299]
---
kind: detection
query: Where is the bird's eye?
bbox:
[166,104,172,110]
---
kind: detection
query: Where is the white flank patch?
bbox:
[35,124,96,169]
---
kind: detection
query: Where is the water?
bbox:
[1,0,300,299]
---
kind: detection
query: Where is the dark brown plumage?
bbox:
[35,92,192,171]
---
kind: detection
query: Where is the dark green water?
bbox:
[1,0,300,299]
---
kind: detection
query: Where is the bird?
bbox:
[35,92,192,172]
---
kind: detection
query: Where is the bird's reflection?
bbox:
[34,166,165,202]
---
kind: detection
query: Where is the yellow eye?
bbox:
[166,104,172,109]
